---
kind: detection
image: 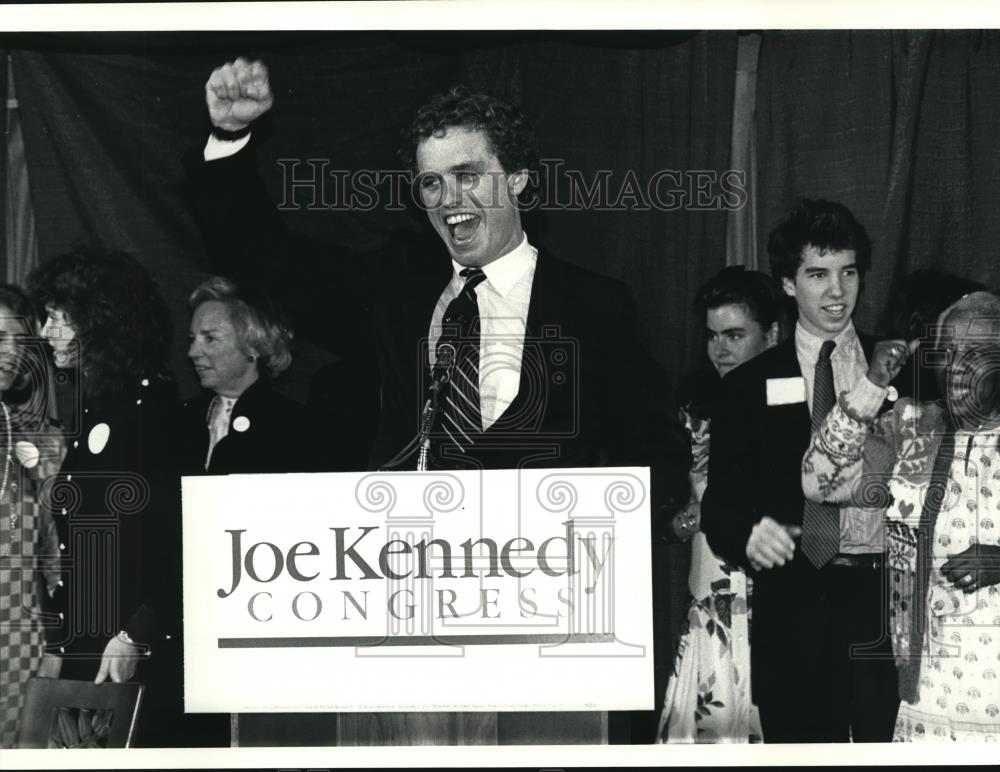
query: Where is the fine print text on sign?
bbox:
[182,467,653,713]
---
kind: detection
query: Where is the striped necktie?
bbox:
[801,339,840,567]
[436,267,487,458]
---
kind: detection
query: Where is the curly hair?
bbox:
[189,276,293,379]
[27,246,172,400]
[767,198,872,283]
[399,86,539,199]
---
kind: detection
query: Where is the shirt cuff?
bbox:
[204,133,251,161]
[842,376,887,421]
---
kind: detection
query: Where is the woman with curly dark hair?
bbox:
[29,246,172,400]
[26,247,179,739]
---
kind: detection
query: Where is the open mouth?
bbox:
[823,304,848,316]
[445,212,480,245]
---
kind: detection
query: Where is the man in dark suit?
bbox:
[185,58,690,743]
[700,199,899,742]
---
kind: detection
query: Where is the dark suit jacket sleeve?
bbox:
[600,280,690,534]
[182,140,375,361]
[700,364,757,570]
[123,387,183,646]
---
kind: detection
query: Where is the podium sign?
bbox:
[182,468,653,713]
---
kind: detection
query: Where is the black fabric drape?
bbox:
[502,33,737,382]
[0,50,8,280]
[758,30,1000,334]
[8,32,736,399]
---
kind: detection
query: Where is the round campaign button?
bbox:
[88,423,111,454]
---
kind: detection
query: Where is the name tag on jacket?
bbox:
[766,376,807,406]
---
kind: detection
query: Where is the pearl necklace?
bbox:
[0,402,13,557]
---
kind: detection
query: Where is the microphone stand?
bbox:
[380,343,454,472]
[416,388,440,471]
[417,342,455,471]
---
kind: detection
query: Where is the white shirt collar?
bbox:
[794,319,860,363]
[449,234,537,299]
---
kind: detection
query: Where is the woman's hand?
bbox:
[942,543,1000,593]
[94,634,144,684]
[866,339,918,388]
[672,501,701,540]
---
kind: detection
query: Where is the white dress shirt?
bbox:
[204,133,250,161]
[429,235,537,430]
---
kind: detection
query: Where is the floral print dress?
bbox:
[887,421,1000,741]
[803,380,1000,742]
[656,408,762,743]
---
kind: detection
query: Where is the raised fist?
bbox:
[867,338,918,388]
[205,57,274,132]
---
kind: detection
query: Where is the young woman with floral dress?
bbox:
[658,267,787,743]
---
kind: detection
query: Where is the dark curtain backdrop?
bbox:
[465,34,738,377]
[3,31,737,401]
[5,54,40,284]
[758,30,1000,333]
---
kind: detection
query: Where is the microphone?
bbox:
[431,341,457,392]
[384,340,460,471]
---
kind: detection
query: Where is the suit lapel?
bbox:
[774,337,803,378]
[523,251,567,337]
[405,257,452,376]
[492,251,569,430]
[765,338,811,445]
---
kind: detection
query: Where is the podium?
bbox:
[184,469,653,747]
